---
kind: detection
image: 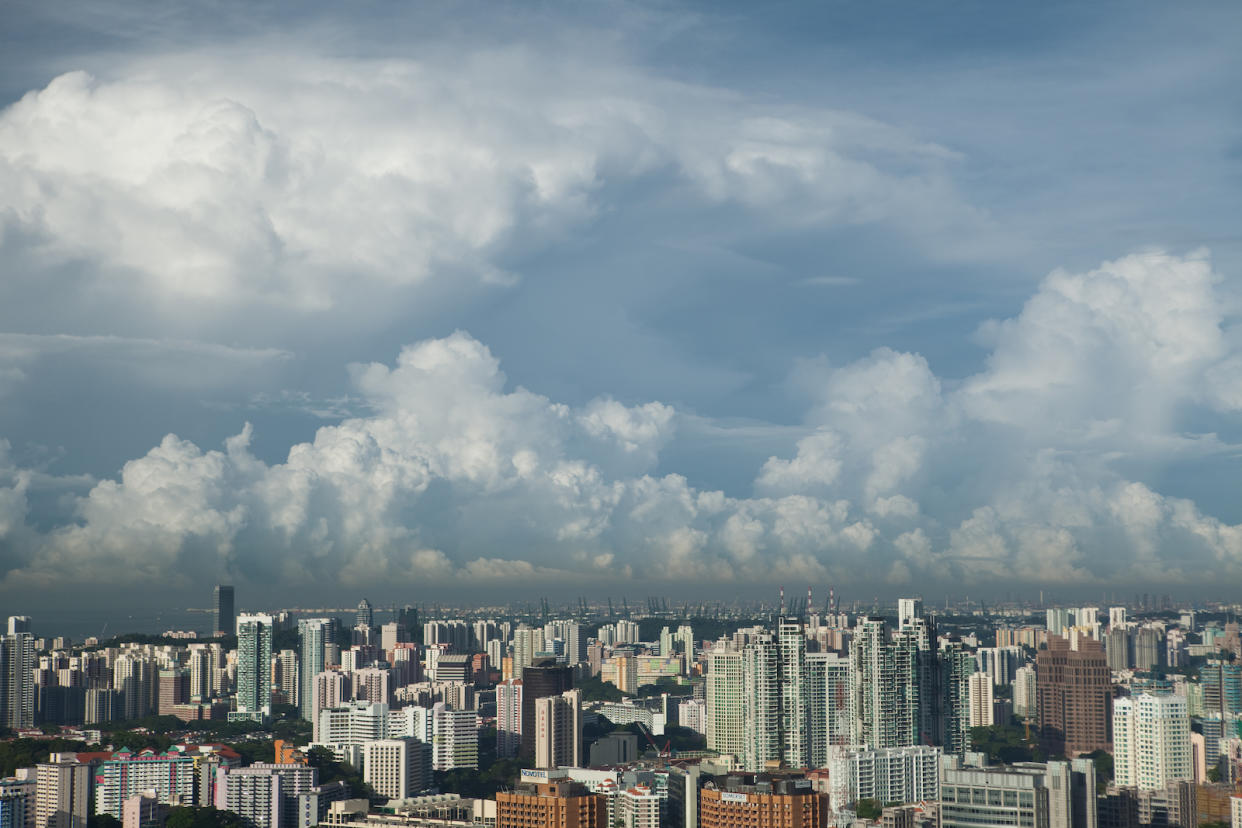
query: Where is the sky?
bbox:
[0,0,1241,610]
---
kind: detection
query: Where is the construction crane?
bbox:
[634,722,672,759]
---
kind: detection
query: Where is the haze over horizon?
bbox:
[1,1,1241,603]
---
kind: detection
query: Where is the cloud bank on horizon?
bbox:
[0,1,1240,596]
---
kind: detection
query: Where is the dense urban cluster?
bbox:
[2,588,1242,828]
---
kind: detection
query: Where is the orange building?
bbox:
[274,739,308,765]
[699,773,829,828]
[496,780,605,828]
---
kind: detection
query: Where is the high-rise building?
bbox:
[274,649,299,707]
[355,600,373,631]
[1105,627,1131,671]
[1036,634,1113,757]
[805,651,851,767]
[828,745,941,812]
[6,617,30,635]
[707,648,744,759]
[968,672,994,728]
[741,636,781,772]
[850,617,918,749]
[157,669,189,716]
[940,756,1097,828]
[496,780,605,828]
[521,659,572,760]
[939,639,976,754]
[121,792,166,828]
[1133,627,1162,673]
[214,768,280,828]
[235,614,274,720]
[1,774,35,828]
[362,739,431,801]
[1,630,36,731]
[430,702,479,771]
[512,626,545,681]
[213,586,235,638]
[698,773,829,828]
[777,620,808,769]
[298,619,334,722]
[1013,665,1037,719]
[35,754,90,828]
[617,784,660,828]
[1201,659,1242,717]
[496,680,524,759]
[675,625,695,677]
[898,599,923,628]
[534,689,582,770]
[1114,694,1192,790]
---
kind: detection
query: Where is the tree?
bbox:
[1083,750,1113,785]
[165,807,248,828]
[855,799,882,821]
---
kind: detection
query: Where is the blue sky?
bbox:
[0,0,1240,605]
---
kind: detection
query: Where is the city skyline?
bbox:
[1,1,1241,601]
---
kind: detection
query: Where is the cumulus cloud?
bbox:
[1,247,1240,592]
[0,53,972,342]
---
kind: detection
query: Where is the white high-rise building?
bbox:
[1046,609,1070,636]
[850,617,918,749]
[827,745,941,813]
[431,702,479,771]
[1109,607,1127,631]
[676,625,695,677]
[1114,693,1192,790]
[35,754,89,828]
[741,636,781,772]
[310,671,350,743]
[1,631,36,731]
[362,739,431,801]
[617,784,660,828]
[805,652,851,767]
[533,690,581,770]
[706,648,744,759]
[496,680,523,758]
[777,620,808,769]
[316,701,389,748]
[215,767,280,828]
[512,626,544,681]
[235,614,274,719]
[968,671,994,728]
[1013,665,1037,719]
[898,599,923,628]
[298,619,334,722]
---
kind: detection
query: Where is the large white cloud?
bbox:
[0,54,971,340]
[2,246,1241,592]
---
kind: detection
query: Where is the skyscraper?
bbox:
[805,651,851,767]
[355,600,373,630]
[298,618,334,722]
[706,647,745,759]
[1,628,35,731]
[533,689,582,770]
[967,672,994,728]
[235,613,274,720]
[850,617,918,749]
[213,586,235,637]
[939,639,976,754]
[35,754,89,828]
[777,620,808,769]
[520,658,572,760]
[1113,694,1191,790]
[1036,634,1113,757]
[496,680,523,759]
